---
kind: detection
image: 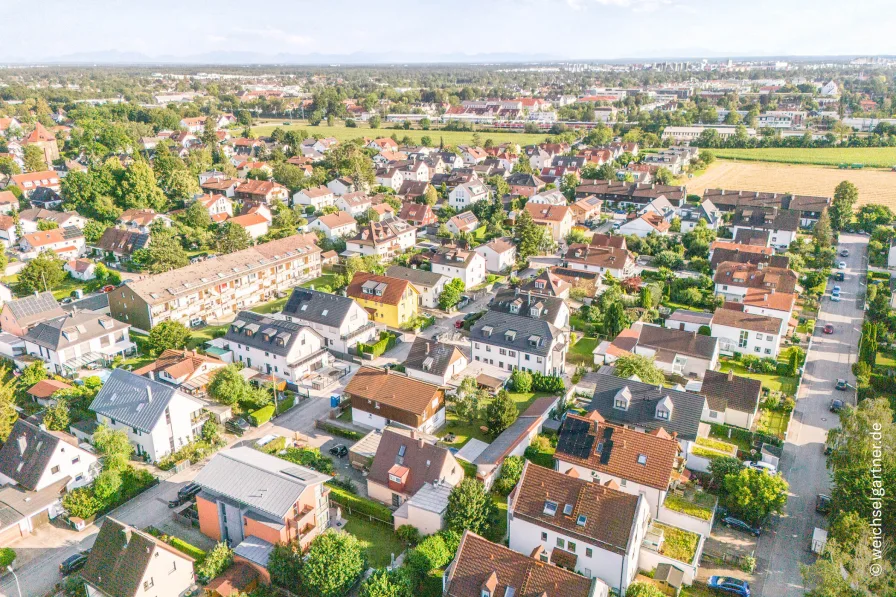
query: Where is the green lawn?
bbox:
[300,271,340,290]
[188,324,228,350]
[655,523,700,563]
[757,409,790,438]
[718,361,797,396]
[523,435,556,468]
[663,491,717,521]
[253,296,289,315]
[251,119,549,148]
[490,494,508,542]
[567,337,598,367]
[712,147,896,168]
[342,515,405,568]
[439,392,552,448]
[3,273,93,301]
[876,351,896,369]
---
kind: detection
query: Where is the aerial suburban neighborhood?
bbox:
[0,8,894,597]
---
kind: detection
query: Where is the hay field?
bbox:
[711,147,896,168]
[685,161,896,207]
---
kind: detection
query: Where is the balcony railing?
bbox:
[341,321,376,341]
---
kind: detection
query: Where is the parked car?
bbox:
[823,324,834,334]
[225,417,250,436]
[328,444,348,458]
[454,320,464,329]
[708,576,751,597]
[744,460,778,475]
[833,285,841,294]
[838,261,847,269]
[721,516,762,537]
[830,398,844,413]
[816,494,832,514]
[101,285,115,293]
[835,272,845,282]
[840,249,849,257]
[835,379,848,391]
[168,482,202,508]
[60,553,89,576]
[189,317,204,328]
[831,293,841,302]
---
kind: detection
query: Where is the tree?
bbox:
[0,156,21,184]
[17,250,65,294]
[359,568,413,597]
[92,425,133,471]
[82,220,108,244]
[43,397,71,432]
[37,219,58,231]
[23,145,47,172]
[146,227,189,273]
[708,456,743,490]
[613,354,665,385]
[120,160,168,211]
[515,208,546,260]
[451,377,483,425]
[626,583,667,597]
[445,478,496,535]
[217,222,253,254]
[147,321,191,355]
[196,543,234,581]
[510,369,533,392]
[0,372,17,442]
[207,365,252,406]
[439,278,465,310]
[813,209,833,248]
[486,389,518,437]
[602,300,628,339]
[18,360,48,392]
[299,532,366,597]
[93,469,122,502]
[830,181,858,231]
[368,115,381,129]
[654,167,674,185]
[422,185,439,206]
[0,548,15,569]
[722,467,789,524]
[268,542,303,589]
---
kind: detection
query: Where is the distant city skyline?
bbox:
[4,0,896,64]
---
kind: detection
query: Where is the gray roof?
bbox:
[406,482,452,514]
[282,287,357,327]
[586,373,706,441]
[193,447,329,520]
[636,323,718,360]
[490,288,566,328]
[62,292,110,313]
[224,311,317,358]
[667,310,714,325]
[386,265,446,289]
[405,336,465,378]
[470,310,561,358]
[4,291,65,327]
[0,419,62,490]
[24,311,129,351]
[89,368,195,433]
[233,535,276,568]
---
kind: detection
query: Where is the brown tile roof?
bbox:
[301,185,333,199]
[118,209,160,227]
[709,241,772,256]
[639,212,670,232]
[236,179,283,196]
[229,212,269,227]
[134,349,225,380]
[733,229,770,246]
[554,415,679,490]
[368,428,456,496]
[741,288,795,312]
[0,191,19,206]
[700,370,761,414]
[714,262,797,294]
[565,243,632,270]
[711,304,783,335]
[509,462,641,555]
[445,531,596,597]
[480,237,515,254]
[398,203,434,224]
[521,271,570,297]
[431,248,479,269]
[317,211,356,228]
[347,272,413,306]
[344,367,443,418]
[525,203,570,223]
[26,379,72,399]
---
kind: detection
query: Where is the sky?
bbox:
[4,0,896,63]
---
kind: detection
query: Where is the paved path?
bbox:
[756,233,866,597]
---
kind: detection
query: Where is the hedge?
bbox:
[358,331,397,357]
[249,404,276,426]
[168,537,207,561]
[320,422,363,441]
[275,394,296,414]
[326,483,394,521]
[0,547,15,568]
[531,372,565,393]
[691,446,730,461]
[259,436,288,454]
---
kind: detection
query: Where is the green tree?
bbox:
[165,169,200,201]
[452,376,483,425]
[207,365,252,406]
[299,532,366,597]
[17,250,65,294]
[19,360,48,392]
[37,219,58,231]
[216,222,253,254]
[146,227,189,273]
[369,115,381,129]
[0,156,21,183]
[515,208,545,260]
[445,478,496,535]
[268,542,304,589]
[196,543,234,581]
[93,468,122,502]
[82,220,108,244]
[439,278,465,310]
[613,354,665,385]
[602,300,628,339]
[119,160,168,211]
[830,181,858,231]
[147,321,191,355]
[813,208,833,248]
[0,373,17,441]
[422,185,439,206]
[359,568,413,597]
[654,167,674,185]
[486,389,518,437]
[92,425,133,471]
[510,369,533,392]
[23,145,47,172]
[0,548,15,569]
[722,467,789,524]
[626,583,667,597]
[43,397,71,432]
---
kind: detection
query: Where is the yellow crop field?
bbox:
[685,161,896,207]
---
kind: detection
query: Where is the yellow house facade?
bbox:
[347,272,420,329]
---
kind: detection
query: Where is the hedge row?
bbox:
[709,422,782,448]
[531,372,565,393]
[359,332,397,357]
[249,404,276,426]
[326,483,394,521]
[320,422,363,441]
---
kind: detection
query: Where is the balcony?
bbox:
[341,321,376,341]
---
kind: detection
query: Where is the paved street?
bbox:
[757,233,866,597]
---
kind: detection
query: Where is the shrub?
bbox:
[259,436,287,454]
[531,372,564,393]
[167,537,206,561]
[406,533,452,582]
[396,524,422,546]
[320,423,363,441]
[328,477,357,494]
[281,447,334,474]
[326,484,393,521]
[359,331,397,357]
[493,455,525,496]
[195,542,233,581]
[509,369,532,392]
[157,440,219,470]
[249,404,275,426]
[299,532,367,597]
[0,547,15,568]
[626,583,666,597]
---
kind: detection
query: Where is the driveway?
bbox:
[756,233,866,597]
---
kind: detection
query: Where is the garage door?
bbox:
[30,508,50,529]
[0,523,23,544]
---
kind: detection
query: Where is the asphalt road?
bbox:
[757,233,866,597]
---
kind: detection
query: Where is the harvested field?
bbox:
[712,147,896,168]
[685,161,896,207]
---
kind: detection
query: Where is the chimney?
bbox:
[418,436,425,449]
[146,386,152,403]
[727,370,734,382]
[425,342,430,355]
[147,370,154,381]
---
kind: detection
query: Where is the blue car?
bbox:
[709,576,751,597]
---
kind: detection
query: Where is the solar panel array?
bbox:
[556,417,594,460]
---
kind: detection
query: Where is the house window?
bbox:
[709,411,718,418]
[755,333,763,339]
[392,494,401,507]
[525,354,530,361]
[765,348,772,354]
[738,330,748,348]
[656,409,669,420]
[556,537,565,549]
[51,465,60,474]
[586,547,593,558]
[541,532,548,541]
[485,346,491,352]
[509,351,515,357]
[72,456,80,465]
[766,335,773,341]
[754,347,761,353]
[567,541,577,553]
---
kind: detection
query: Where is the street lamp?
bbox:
[6,565,22,597]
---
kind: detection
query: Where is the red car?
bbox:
[454,320,464,329]
[823,324,834,334]
[101,285,115,293]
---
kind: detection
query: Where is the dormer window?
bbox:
[576,514,587,527]
[535,280,545,289]
[530,306,542,318]
[505,330,516,342]
[482,326,493,337]
[656,396,673,420]
[528,335,541,347]
[614,387,632,410]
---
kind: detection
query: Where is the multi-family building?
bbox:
[490,288,569,329]
[730,206,800,249]
[23,311,134,376]
[524,203,573,243]
[385,266,448,309]
[403,336,468,386]
[713,262,798,303]
[448,181,490,210]
[474,238,516,274]
[430,248,487,289]
[308,211,358,240]
[347,272,419,329]
[293,185,337,210]
[345,218,417,260]
[702,189,830,228]
[593,323,719,380]
[19,227,85,260]
[344,366,446,433]
[280,287,378,357]
[710,303,786,358]
[470,310,567,376]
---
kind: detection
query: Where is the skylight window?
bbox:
[543,501,558,516]
[637,454,648,465]
[562,503,573,516]
[576,515,587,527]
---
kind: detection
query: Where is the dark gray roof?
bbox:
[224,311,316,358]
[4,291,65,326]
[0,419,61,490]
[29,186,63,205]
[282,287,357,327]
[89,368,193,433]
[470,310,561,358]
[405,336,465,377]
[489,288,566,328]
[732,207,800,232]
[24,311,129,351]
[700,370,762,415]
[586,373,706,441]
[636,324,718,360]
[386,265,446,288]
[62,292,110,313]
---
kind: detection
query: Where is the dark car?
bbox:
[168,482,202,508]
[835,272,845,282]
[840,249,850,257]
[816,494,832,514]
[225,417,250,436]
[835,379,848,391]
[830,398,844,413]
[328,444,348,458]
[708,576,750,597]
[60,553,89,576]
[721,516,761,537]
[823,324,834,334]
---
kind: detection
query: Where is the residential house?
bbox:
[345,218,417,261]
[404,336,468,385]
[708,241,789,272]
[713,262,798,303]
[431,248,487,289]
[663,310,715,334]
[710,303,786,358]
[0,419,99,493]
[133,349,227,398]
[25,378,72,406]
[397,180,433,202]
[347,272,419,329]
[369,138,399,152]
[564,243,636,281]
[293,185,337,211]
[367,428,463,525]
[449,182,490,211]
[93,228,149,263]
[0,291,65,336]
[697,370,761,429]
[336,192,373,217]
[235,180,289,206]
[730,206,800,249]
[508,462,650,593]
[89,368,206,462]
[470,310,567,376]
[0,191,19,214]
[570,196,603,225]
[344,366,446,433]
[0,215,17,247]
[398,202,437,227]
[574,181,685,209]
[398,160,431,183]
[65,258,97,281]
[506,173,545,197]
[490,288,569,329]
[19,227,85,261]
[618,212,670,238]
[327,177,356,196]
[593,323,719,380]
[308,211,358,240]
[194,447,331,560]
[444,531,606,597]
[521,270,571,299]
[474,237,516,274]
[108,235,321,332]
[23,123,60,164]
[80,518,196,597]
[117,209,171,233]
[280,287,378,356]
[459,146,488,165]
[24,311,134,376]
[446,212,480,236]
[200,176,241,198]
[229,212,271,239]
[191,193,234,221]
[27,187,64,210]
[375,168,404,191]
[528,190,568,207]
[385,265,448,309]
[678,200,722,232]
[702,189,830,228]
[18,209,87,233]
[524,203,573,243]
